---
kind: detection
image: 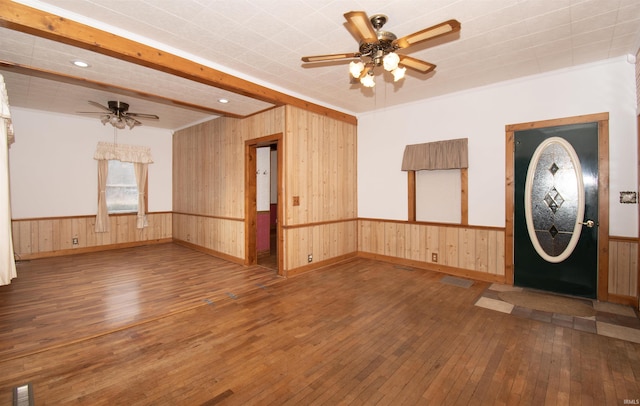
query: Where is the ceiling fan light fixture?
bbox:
[349,61,364,78]
[382,52,400,71]
[392,66,406,82]
[360,71,375,88]
[124,117,137,129]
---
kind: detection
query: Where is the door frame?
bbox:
[505,113,610,301]
[245,133,284,276]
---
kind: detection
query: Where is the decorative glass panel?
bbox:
[524,137,584,263]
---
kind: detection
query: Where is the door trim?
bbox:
[505,112,610,301]
[245,133,284,276]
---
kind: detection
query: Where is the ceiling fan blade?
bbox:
[88,101,113,113]
[302,53,359,63]
[76,111,108,114]
[398,55,436,73]
[344,11,377,43]
[126,112,160,120]
[393,19,461,49]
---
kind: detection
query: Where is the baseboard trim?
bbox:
[356,251,507,284]
[15,239,172,261]
[172,239,244,265]
[285,253,358,278]
[607,293,639,309]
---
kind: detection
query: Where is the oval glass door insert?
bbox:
[524,137,585,263]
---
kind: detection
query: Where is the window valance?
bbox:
[401,138,468,171]
[94,142,154,164]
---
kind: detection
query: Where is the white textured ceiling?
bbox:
[1,0,639,130]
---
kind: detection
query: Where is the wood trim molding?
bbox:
[461,168,468,225]
[357,251,507,284]
[173,239,244,265]
[172,212,244,222]
[244,133,284,275]
[282,218,358,230]
[406,168,468,225]
[357,217,504,232]
[408,171,416,222]
[0,0,356,125]
[504,112,610,301]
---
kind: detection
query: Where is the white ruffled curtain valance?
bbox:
[0,74,17,285]
[94,141,154,163]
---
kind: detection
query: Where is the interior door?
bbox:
[514,122,598,298]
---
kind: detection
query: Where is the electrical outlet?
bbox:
[432,253,438,263]
[72,237,79,245]
[293,196,300,206]
[308,254,313,263]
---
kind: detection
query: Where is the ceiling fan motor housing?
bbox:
[359,31,398,66]
[108,100,129,116]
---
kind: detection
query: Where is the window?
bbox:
[402,138,468,224]
[106,160,138,213]
[416,169,461,223]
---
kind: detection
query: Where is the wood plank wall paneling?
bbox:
[358,219,506,281]
[281,106,358,274]
[283,220,358,270]
[172,213,244,259]
[173,105,357,271]
[609,238,639,298]
[11,212,172,259]
[284,106,357,226]
[172,108,284,262]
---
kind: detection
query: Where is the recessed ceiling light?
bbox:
[72,60,90,68]
[217,98,229,104]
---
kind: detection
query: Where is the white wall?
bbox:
[358,57,638,237]
[9,108,173,218]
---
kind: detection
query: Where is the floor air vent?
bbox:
[13,383,34,406]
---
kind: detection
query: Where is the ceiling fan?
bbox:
[301,11,461,87]
[78,101,159,129]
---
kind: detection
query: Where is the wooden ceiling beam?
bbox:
[0,0,356,125]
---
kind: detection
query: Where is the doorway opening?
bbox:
[245,134,283,276]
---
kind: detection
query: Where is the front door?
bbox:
[514,122,599,298]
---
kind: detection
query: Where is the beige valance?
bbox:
[94,142,154,164]
[0,74,14,147]
[401,138,468,171]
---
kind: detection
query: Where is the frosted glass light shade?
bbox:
[360,73,375,87]
[349,61,364,78]
[383,52,400,71]
[392,66,406,81]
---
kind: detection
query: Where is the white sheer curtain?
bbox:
[0,74,17,285]
[94,142,153,231]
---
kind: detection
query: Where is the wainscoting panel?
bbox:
[172,213,244,261]
[283,220,358,272]
[608,237,638,299]
[12,212,172,259]
[358,219,505,282]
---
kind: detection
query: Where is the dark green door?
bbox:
[514,123,598,298]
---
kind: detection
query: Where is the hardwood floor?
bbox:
[0,243,638,405]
